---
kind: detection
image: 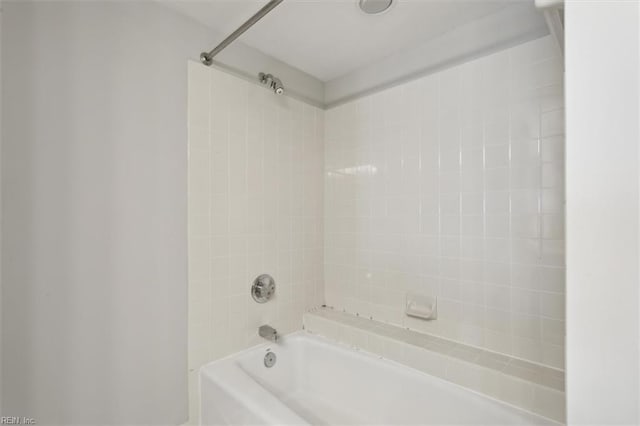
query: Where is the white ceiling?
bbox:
[161,0,532,82]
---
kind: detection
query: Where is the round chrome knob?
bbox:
[251,274,275,303]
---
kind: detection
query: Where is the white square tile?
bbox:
[512,214,541,239]
[461,192,484,215]
[541,189,564,213]
[510,166,540,190]
[486,215,510,238]
[510,102,540,141]
[540,292,565,320]
[511,238,541,265]
[485,286,511,311]
[461,215,484,237]
[541,136,564,163]
[542,214,564,240]
[542,163,564,189]
[484,238,510,262]
[440,145,462,171]
[484,107,510,146]
[537,266,565,293]
[541,109,565,137]
[511,288,540,316]
[461,169,484,192]
[485,167,510,191]
[461,147,484,170]
[485,191,510,214]
[511,139,540,166]
[484,262,511,286]
[485,145,510,168]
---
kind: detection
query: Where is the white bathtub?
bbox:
[200,332,555,425]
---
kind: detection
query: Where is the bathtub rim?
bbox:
[199,330,563,425]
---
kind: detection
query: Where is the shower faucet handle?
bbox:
[251,274,276,303]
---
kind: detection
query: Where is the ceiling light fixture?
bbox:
[359,0,393,15]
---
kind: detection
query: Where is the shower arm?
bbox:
[200,0,284,66]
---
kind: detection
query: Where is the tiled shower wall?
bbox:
[324,36,565,369]
[187,63,324,421]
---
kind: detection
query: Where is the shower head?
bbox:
[259,72,285,95]
[273,78,284,95]
[272,78,284,95]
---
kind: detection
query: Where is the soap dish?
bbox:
[405,293,437,320]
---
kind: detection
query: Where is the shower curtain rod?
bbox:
[200,0,284,66]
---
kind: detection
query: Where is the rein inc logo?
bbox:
[1,418,36,425]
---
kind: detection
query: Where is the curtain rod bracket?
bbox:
[200,52,213,66]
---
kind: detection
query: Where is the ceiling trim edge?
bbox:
[324,2,550,108]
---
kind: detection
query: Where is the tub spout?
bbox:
[259,325,278,342]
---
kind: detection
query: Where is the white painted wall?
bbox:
[566,0,640,424]
[1,1,322,423]
[1,2,207,423]
[0,1,3,416]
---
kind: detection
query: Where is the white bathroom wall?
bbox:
[2,2,212,424]
[0,3,3,415]
[324,35,565,368]
[187,63,324,423]
[566,1,640,423]
[2,1,325,424]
